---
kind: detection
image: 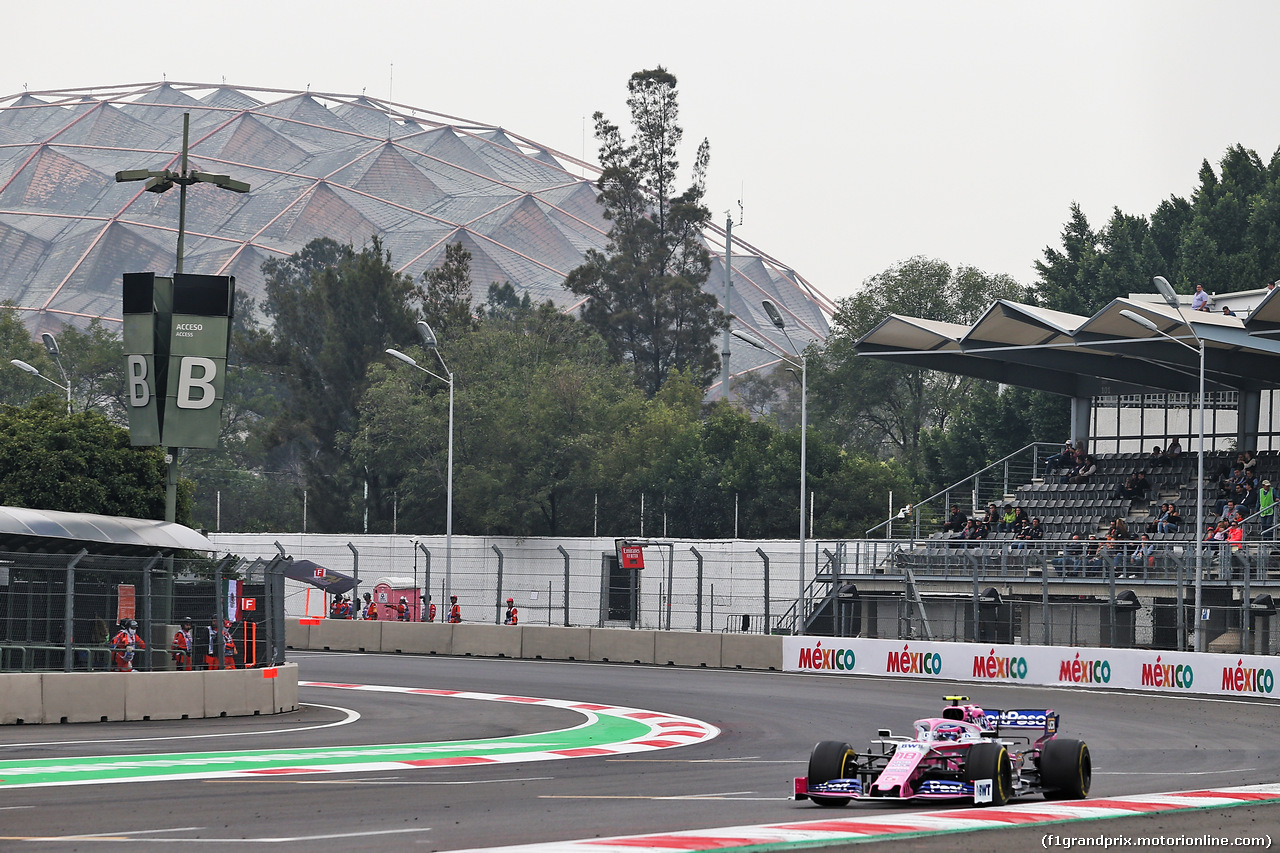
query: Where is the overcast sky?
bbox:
[8,1,1280,310]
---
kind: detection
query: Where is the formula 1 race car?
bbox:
[794,696,1090,807]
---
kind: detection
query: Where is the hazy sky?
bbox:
[8,1,1280,310]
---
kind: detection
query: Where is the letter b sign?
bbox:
[176,357,217,409]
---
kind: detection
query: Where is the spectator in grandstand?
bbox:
[1113,470,1151,502]
[1191,283,1213,311]
[1053,534,1085,576]
[1065,454,1097,485]
[1126,534,1155,576]
[1013,517,1044,550]
[1109,517,1130,540]
[1259,481,1275,536]
[1217,496,1244,523]
[1044,439,1076,476]
[998,504,1017,533]
[1013,507,1031,534]
[1242,450,1258,478]
[1239,480,1259,518]
[1158,504,1183,534]
[1166,436,1183,458]
[982,503,1001,527]
[1146,503,1168,534]
[1222,305,1237,317]
[941,504,967,533]
[1227,518,1245,548]
[1146,446,1171,469]
[1085,535,1109,577]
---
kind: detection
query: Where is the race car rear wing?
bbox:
[982,708,1059,735]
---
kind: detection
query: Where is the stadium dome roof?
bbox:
[0,82,831,387]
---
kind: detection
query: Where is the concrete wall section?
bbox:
[722,634,783,670]
[41,671,127,723]
[270,664,300,714]
[655,631,722,667]
[381,622,453,655]
[0,673,44,724]
[125,670,205,720]
[589,628,656,664]
[453,624,522,658]
[203,669,251,718]
[522,626,591,661]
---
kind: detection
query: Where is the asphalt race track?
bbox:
[1,650,1277,851]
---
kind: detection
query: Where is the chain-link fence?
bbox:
[210,532,1280,655]
[0,550,288,672]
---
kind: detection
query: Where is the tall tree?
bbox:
[422,241,479,338]
[565,67,727,396]
[248,237,424,533]
[0,397,187,521]
[808,257,1029,473]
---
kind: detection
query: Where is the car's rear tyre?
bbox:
[1041,738,1091,799]
[963,741,1011,806]
[807,740,854,807]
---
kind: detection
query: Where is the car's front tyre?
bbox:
[807,740,855,807]
[963,741,1012,806]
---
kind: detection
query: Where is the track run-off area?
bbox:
[0,651,1276,852]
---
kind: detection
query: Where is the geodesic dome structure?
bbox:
[0,82,830,384]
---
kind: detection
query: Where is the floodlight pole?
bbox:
[734,304,809,635]
[1122,286,1207,653]
[387,323,454,608]
[116,112,250,523]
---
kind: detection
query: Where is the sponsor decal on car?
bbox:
[1141,655,1194,689]
[972,648,1028,680]
[886,643,942,675]
[1058,651,1111,684]
[1221,659,1274,694]
[997,709,1058,730]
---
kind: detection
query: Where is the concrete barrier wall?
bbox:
[656,631,722,667]
[453,624,522,658]
[722,634,783,670]
[380,621,453,655]
[287,617,786,671]
[522,626,591,661]
[0,663,299,726]
[590,628,657,664]
[0,673,45,724]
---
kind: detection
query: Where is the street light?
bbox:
[1120,284,1207,653]
[386,319,454,609]
[734,298,809,635]
[10,358,71,412]
[116,112,250,523]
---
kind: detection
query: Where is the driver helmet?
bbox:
[935,723,963,741]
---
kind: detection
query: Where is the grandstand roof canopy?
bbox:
[0,82,830,385]
[855,288,1280,398]
[0,505,215,555]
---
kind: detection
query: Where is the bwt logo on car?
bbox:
[1058,652,1111,684]
[886,644,941,675]
[972,648,1028,680]
[1141,655,1193,689]
[796,642,856,672]
[1221,659,1274,694]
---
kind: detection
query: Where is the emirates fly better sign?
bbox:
[123,272,234,448]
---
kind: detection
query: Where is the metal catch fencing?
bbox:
[0,550,288,673]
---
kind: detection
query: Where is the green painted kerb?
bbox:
[0,712,649,788]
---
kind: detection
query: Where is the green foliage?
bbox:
[422,242,480,338]
[809,257,1029,473]
[565,68,727,397]
[1037,142,1280,310]
[247,237,425,532]
[0,397,187,521]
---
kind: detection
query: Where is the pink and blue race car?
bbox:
[794,696,1091,807]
